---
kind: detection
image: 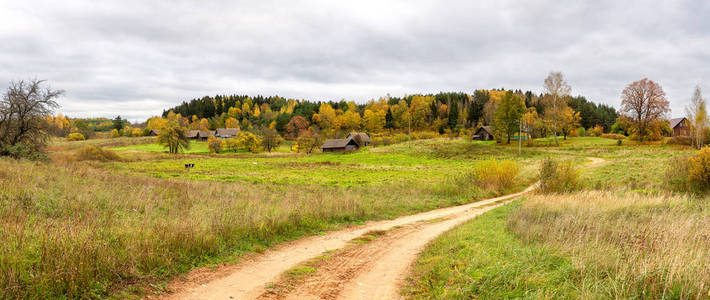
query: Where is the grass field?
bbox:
[406,137,710,299]
[0,137,542,299]
[3,136,702,299]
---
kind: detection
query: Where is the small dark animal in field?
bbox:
[185,163,195,169]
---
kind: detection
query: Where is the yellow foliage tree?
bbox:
[147,117,168,131]
[313,103,337,130]
[199,118,209,131]
[225,117,239,129]
[363,109,385,133]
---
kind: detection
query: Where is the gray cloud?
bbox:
[1,0,709,121]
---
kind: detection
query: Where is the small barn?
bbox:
[668,117,690,137]
[321,137,360,152]
[196,130,215,141]
[186,130,199,139]
[148,129,161,136]
[215,128,240,139]
[346,132,371,146]
[472,126,494,141]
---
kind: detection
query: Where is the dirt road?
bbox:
[159,157,603,300]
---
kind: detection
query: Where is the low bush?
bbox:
[666,136,692,146]
[589,125,603,137]
[75,145,122,162]
[0,142,48,161]
[538,157,578,193]
[67,132,86,141]
[664,147,710,194]
[469,160,520,192]
[601,133,625,140]
[576,127,586,137]
[207,136,223,154]
[688,147,710,191]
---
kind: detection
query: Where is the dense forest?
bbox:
[160,90,618,138]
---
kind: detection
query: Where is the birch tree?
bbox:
[543,72,571,146]
[686,85,708,149]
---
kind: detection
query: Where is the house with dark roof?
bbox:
[148,129,161,136]
[321,137,360,152]
[215,128,240,139]
[472,126,494,141]
[186,130,199,139]
[346,132,371,146]
[196,130,215,141]
[668,117,690,137]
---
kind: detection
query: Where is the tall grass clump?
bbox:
[75,145,122,162]
[469,160,520,193]
[538,157,578,193]
[508,191,710,298]
[664,146,710,194]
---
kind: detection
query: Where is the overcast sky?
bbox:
[1,0,709,122]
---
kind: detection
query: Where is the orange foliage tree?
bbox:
[620,78,670,142]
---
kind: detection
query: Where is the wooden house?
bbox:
[321,137,360,152]
[668,117,690,137]
[196,130,215,141]
[472,126,494,141]
[148,129,160,136]
[346,132,371,146]
[215,128,240,139]
[186,130,199,139]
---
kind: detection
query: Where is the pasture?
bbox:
[1,137,540,299]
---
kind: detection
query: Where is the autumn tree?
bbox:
[313,103,337,130]
[157,120,190,154]
[686,85,707,149]
[558,106,581,140]
[338,109,361,132]
[363,109,385,132]
[522,107,543,140]
[494,91,526,144]
[225,117,239,129]
[0,79,63,158]
[236,131,262,153]
[207,135,223,153]
[620,78,670,142]
[199,118,210,131]
[285,115,309,139]
[260,127,284,152]
[543,71,572,146]
[295,131,324,154]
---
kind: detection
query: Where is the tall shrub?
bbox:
[538,157,578,193]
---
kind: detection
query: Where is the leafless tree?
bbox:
[0,79,63,156]
[686,85,707,149]
[543,71,571,146]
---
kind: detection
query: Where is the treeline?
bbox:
[160,90,617,138]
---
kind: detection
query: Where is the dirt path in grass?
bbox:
[157,157,604,300]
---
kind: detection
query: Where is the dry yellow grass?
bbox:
[509,191,710,298]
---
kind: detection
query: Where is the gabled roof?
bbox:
[321,137,358,149]
[346,132,371,143]
[216,128,239,137]
[197,130,215,137]
[669,117,687,129]
[186,130,199,138]
[476,126,494,136]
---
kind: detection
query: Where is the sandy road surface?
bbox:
[158,157,603,300]
[158,186,536,300]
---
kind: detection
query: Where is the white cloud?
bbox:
[1,0,709,121]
